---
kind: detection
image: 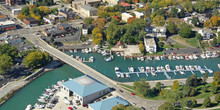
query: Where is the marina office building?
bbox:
[61,75,110,105]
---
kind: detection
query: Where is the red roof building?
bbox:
[120,2,131,9]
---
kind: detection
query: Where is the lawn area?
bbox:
[146,51,163,55]
[163,43,186,49]
[171,35,199,47]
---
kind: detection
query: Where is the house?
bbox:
[176,5,184,13]
[82,24,88,35]
[133,11,144,19]
[120,2,131,10]
[0,21,16,31]
[197,15,209,23]
[58,23,73,32]
[89,96,129,110]
[6,0,22,6]
[0,14,7,21]
[102,0,125,5]
[61,75,110,105]
[72,0,101,10]
[49,14,65,22]
[42,28,67,37]
[43,17,53,24]
[12,8,21,15]
[136,2,146,8]
[145,26,166,37]
[5,35,24,44]
[121,13,133,22]
[144,37,157,53]
[115,41,123,48]
[184,17,192,24]
[198,28,214,40]
[58,10,75,20]
[23,17,38,27]
[80,5,98,17]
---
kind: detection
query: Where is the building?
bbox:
[49,14,65,22]
[82,24,88,35]
[184,17,192,24]
[0,21,16,31]
[144,37,157,53]
[42,28,67,37]
[58,23,73,32]
[58,10,75,20]
[0,14,7,21]
[114,41,123,48]
[89,96,129,110]
[121,13,133,22]
[23,17,38,27]
[61,75,110,105]
[72,0,101,10]
[5,36,24,44]
[133,11,144,19]
[120,2,131,10]
[197,15,209,23]
[43,17,53,24]
[102,0,125,5]
[198,28,214,40]
[145,26,166,37]
[12,8,21,15]
[136,2,146,8]
[6,0,22,6]
[80,5,98,17]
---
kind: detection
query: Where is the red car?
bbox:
[131,93,135,96]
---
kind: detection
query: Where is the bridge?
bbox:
[11,28,164,109]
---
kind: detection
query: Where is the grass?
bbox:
[146,51,163,55]
[163,43,186,49]
[24,39,32,44]
[171,35,199,47]
[61,41,81,44]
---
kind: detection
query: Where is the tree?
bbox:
[185,74,199,87]
[213,71,220,82]
[166,20,177,34]
[178,9,185,18]
[193,0,207,13]
[195,33,202,41]
[211,81,218,94]
[0,44,18,60]
[211,37,218,46]
[92,18,106,29]
[204,16,220,28]
[203,72,208,84]
[51,8,58,14]
[23,51,52,69]
[178,23,193,38]
[185,98,197,108]
[20,6,30,16]
[113,5,125,12]
[92,33,103,45]
[212,9,219,17]
[0,54,13,74]
[184,1,193,12]
[38,6,50,16]
[172,80,179,90]
[203,96,211,107]
[133,79,152,97]
[156,82,162,91]
[152,15,165,26]
[215,94,220,103]
[192,17,200,27]
[138,42,145,53]
[84,17,94,25]
[182,86,196,97]
[92,28,102,35]
[170,7,178,18]
[158,102,174,110]
[144,2,152,17]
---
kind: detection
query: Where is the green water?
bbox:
[0,52,220,110]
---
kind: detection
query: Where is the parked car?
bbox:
[119,90,123,93]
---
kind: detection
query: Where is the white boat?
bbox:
[165,64,171,71]
[84,49,89,53]
[155,56,160,60]
[168,56,172,60]
[172,56,176,60]
[128,66,134,72]
[89,56,94,62]
[74,49,77,53]
[218,64,220,69]
[115,67,120,72]
[193,54,198,59]
[116,72,121,77]
[120,52,124,56]
[69,50,73,53]
[25,104,32,110]
[38,98,46,103]
[200,69,206,74]
[156,66,161,72]
[150,67,156,76]
[160,56,165,60]
[140,57,144,61]
[211,52,219,58]
[207,69,213,73]
[205,53,211,58]
[81,49,85,53]
[189,55,193,60]
[120,73,124,78]
[175,66,180,71]
[180,65,184,70]
[180,56,184,59]
[89,48,92,52]
[200,54,206,59]
[140,67,145,72]
[194,65,198,70]
[105,56,112,62]
[180,70,185,75]
[116,52,120,56]
[97,49,102,53]
[161,66,166,71]
[185,65,190,70]
[189,65,194,70]
[125,73,130,78]
[102,52,110,56]
[146,66,151,72]
[34,103,45,109]
[147,56,152,60]
[176,56,180,60]
[137,57,140,60]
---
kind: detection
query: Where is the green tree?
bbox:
[20,6,30,16]
[184,2,193,12]
[51,8,58,14]
[211,37,217,46]
[212,9,219,16]
[158,102,174,110]
[0,44,18,60]
[156,82,162,91]
[178,9,185,18]
[214,71,220,82]
[152,15,165,26]
[193,0,207,13]
[23,51,52,69]
[113,5,125,12]
[195,33,202,41]
[178,23,193,38]
[192,17,200,27]
[84,17,94,25]
[185,98,197,108]
[203,96,211,107]
[139,43,145,53]
[172,80,179,90]
[211,81,218,94]
[203,72,208,84]
[215,93,220,103]
[182,86,196,97]
[166,20,177,34]
[133,79,152,97]
[0,54,13,74]
[170,7,178,18]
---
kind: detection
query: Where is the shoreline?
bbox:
[121,76,214,87]
[0,60,63,107]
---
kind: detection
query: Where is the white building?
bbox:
[121,13,133,22]
[184,17,192,24]
[61,75,110,105]
[198,28,214,40]
[144,37,157,53]
[80,5,98,17]
[12,8,21,16]
[133,11,144,19]
[145,26,166,37]
[82,24,88,35]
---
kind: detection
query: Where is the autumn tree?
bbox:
[144,2,151,17]
[184,1,193,12]
[84,17,94,25]
[92,33,103,45]
[127,16,136,24]
[38,6,50,16]
[139,41,145,53]
[204,16,220,28]
[92,18,106,29]
[172,80,179,90]
[152,15,165,26]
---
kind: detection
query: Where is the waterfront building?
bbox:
[89,96,129,110]
[121,12,133,22]
[133,11,144,19]
[102,0,125,5]
[82,24,88,35]
[23,17,38,27]
[61,75,110,105]
[80,5,98,17]
[144,37,157,53]
[198,28,214,40]
[49,14,65,22]
[145,26,166,37]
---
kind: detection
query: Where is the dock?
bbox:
[75,56,93,63]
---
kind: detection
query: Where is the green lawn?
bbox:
[146,51,163,55]
[163,43,186,49]
[171,35,199,47]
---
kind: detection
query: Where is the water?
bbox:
[0,52,220,110]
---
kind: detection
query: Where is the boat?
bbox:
[147,56,152,60]
[155,56,160,60]
[207,69,213,74]
[105,56,112,62]
[185,65,190,70]
[146,66,151,72]
[200,69,206,74]
[172,56,176,60]
[205,53,211,58]
[180,70,185,75]
[175,65,180,71]
[137,57,140,60]
[180,56,184,59]
[69,50,73,53]
[140,57,144,61]
[218,64,220,69]
[189,55,193,60]
[128,66,134,72]
[140,67,145,72]
[25,104,32,110]
[193,54,198,59]
[165,64,171,71]
[156,66,161,72]
[97,49,102,53]
[176,56,180,60]
[194,65,198,70]
[116,52,120,56]
[200,54,206,59]
[150,67,156,76]
[189,65,194,70]
[168,56,172,60]
[115,67,120,72]
[161,66,166,71]
[102,52,110,56]
[38,98,46,103]
[84,48,89,53]
[211,52,219,58]
[125,73,130,78]
[89,48,92,52]
[81,49,85,53]
[185,56,189,60]
[74,49,77,53]
[34,103,45,109]
[89,56,94,62]
[120,73,124,78]
[116,72,121,77]
[160,56,165,60]
[180,65,184,70]
[120,52,124,56]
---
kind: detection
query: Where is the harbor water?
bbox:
[0,52,220,110]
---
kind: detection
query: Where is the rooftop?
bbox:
[120,2,131,7]
[0,20,15,25]
[24,17,37,21]
[144,37,156,46]
[81,5,98,11]
[61,75,109,97]
[0,14,7,19]
[59,23,72,29]
[89,96,129,110]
